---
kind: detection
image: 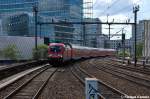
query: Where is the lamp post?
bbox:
[33,6,38,51]
[133,5,139,66]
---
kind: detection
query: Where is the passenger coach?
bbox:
[48,43,115,66]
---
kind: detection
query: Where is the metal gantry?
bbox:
[33,5,139,66]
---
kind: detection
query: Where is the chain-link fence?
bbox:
[0,36,46,61]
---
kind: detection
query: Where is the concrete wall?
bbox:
[0,36,44,60]
[143,21,150,59]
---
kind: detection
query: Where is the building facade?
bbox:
[131,20,150,58]
[2,13,30,36]
[109,39,132,51]
[97,34,109,48]
[131,20,145,56]
[143,20,150,59]
[0,0,83,45]
[39,0,83,44]
[83,18,102,47]
[0,36,44,59]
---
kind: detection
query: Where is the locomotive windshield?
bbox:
[50,46,61,52]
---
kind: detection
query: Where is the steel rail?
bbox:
[104,60,150,75]
[101,61,150,83]
[71,65,127,99]
[77,66,128,97]
[94,61,150,88]
[3,66,51,99]
[0,65,49,91]
[71,66,105,99]
[70,67,85,85]
[108,58,150,75]
[32,68,58,99]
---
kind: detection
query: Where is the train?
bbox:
[47,43,116,66]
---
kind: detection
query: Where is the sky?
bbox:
[87,0,150,40]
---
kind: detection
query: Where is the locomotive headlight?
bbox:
[57,54,62,57]
[48,54,52,57]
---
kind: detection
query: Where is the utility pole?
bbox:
[107,14,111,40]
[33,6,38,51]
[104,26,114,40]
[122,28,125,64]
[108,24,111,40]
[83,24,86,46]
[39,23,42,38]
[133,5,139,66]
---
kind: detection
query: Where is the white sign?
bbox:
[85,78,98,99]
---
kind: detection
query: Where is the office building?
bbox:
[131,20,150,58]
[131,20,145,56]
[97,34,109,48]
[0,0,83,44]
[109,39,132,50]
[83,18,102,47]
[2,13,29,36]
[143,20,150,59]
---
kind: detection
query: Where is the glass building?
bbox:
[2,13,29,36]
[0,0,83,44]
[0,0,38,36]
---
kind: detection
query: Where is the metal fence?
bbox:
[0,36,44,60]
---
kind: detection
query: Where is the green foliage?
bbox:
[2,45,20,60]
[118,50,130,57]
[136,42,143,58]
[0,50,3,58]
[32,44,48,59]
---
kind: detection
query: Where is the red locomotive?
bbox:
[48,43,116,65]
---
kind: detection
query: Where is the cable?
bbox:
[110,5,133,15]
[98,0,121,16]
[109,14,134,38]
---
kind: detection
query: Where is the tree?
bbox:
[136,42,143,58]
[32,44,48,59]
[0,50,3,58]
[118,50,130,57]
[2,45,20,60]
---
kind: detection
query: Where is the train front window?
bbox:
[50,46,61,52]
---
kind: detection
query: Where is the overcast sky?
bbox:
[89,0,150,40]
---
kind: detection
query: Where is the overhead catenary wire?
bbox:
[97,0,121,16]
[110,5,133,15]
[110,14,134,38]
[97,0,143,18]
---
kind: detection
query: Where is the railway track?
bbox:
[71,65,127,99]
[38,66,85,99]
[0,60,47,80]
[107,59,150,75]
[0,65,57,99]
[93,59,150,88]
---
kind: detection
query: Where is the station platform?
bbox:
[0,66,44,90]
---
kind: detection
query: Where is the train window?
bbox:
[50,46,61,52]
